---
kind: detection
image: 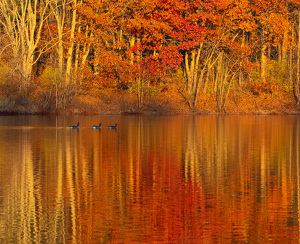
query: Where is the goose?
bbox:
[108,123,117,129]
[70,122,79,129]
[93,123,102,129]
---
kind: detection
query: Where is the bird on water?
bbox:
[93,123,102,129]
[108,123,117,129]
[70,122,79,129]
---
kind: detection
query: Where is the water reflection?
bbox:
[0,115,300,242]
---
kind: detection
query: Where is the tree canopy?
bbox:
[0,0,300,113]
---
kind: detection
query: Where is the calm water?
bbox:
[0,115,300,243]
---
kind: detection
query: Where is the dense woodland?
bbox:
[1,0,300,114]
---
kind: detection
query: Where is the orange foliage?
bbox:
[73,0,294,90]
[2,0,300,113]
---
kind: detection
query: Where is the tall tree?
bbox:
[65,0,78,85]
[0,0,51,91]
[124,0,182,106]
[159,0,233,109]
[249,0,290,82]
[49,0,68,74]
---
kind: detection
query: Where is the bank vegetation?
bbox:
[0,0,300,115]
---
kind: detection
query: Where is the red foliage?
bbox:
[248,79,278,95]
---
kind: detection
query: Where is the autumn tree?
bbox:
[65,0,78,85]
[0,0,51,92]
[250,0,291,82]
[124,0,182,107]
[155,0,235,109]
[224,0,295,102]
[288,0,300,104]
[77,0,182,107]
[49,0,69,75]
[77,0,131,84]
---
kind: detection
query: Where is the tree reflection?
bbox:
[0,116,300,242]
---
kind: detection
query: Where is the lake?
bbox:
[0,115,300,243]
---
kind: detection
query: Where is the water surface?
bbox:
[0,115,300,243]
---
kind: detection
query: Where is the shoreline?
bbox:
[1,108,299,116]
[1,88,300,116]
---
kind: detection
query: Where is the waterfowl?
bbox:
[70,122,79,129]
[93,123,102,129]
[108,123,117,129]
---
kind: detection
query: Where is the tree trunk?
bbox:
[282,31,288,64]
[182,46,201,108]
[261,43,268,82]
[57,10,65,74]
[65,0,77,85]
[74,25,81,73]
[181,43,221,109]
[289,24,294,87]
[295,12,300,104]
[129,35,135,65]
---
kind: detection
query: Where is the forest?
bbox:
[0,0,300,114]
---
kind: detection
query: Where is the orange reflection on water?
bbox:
[0,115,300,243]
